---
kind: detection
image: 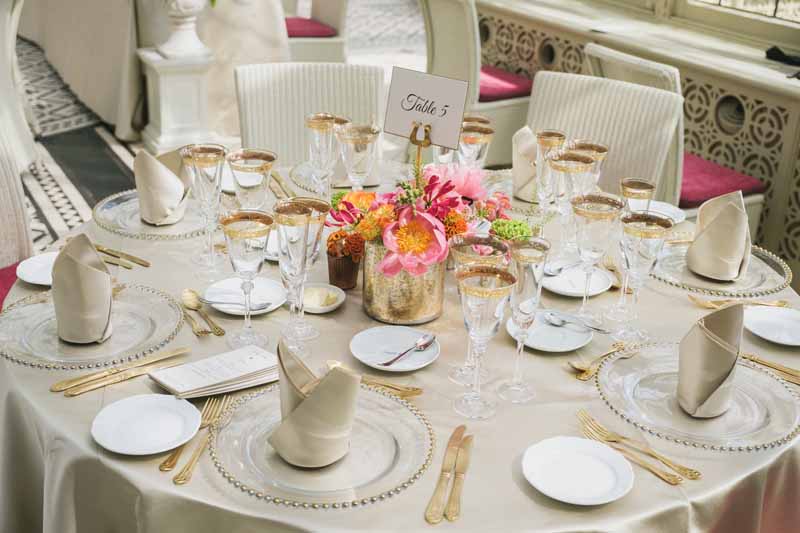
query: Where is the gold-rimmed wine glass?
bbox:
[335,122,380,191]
[548,150,594,262]
[457,123,494,169]
[305,112,338,200]
[620,177,657,212]
[226,149,276,211]
[570,139,609,191]
[274,199,311,347]
[221,210,273,349]
[497,237,550,404]
[182,143,227,273]
[534,130,566,219]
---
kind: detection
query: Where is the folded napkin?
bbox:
[134,150,192,226]
[512,126,538,202]
[677,304,743,418]
[686,190,751,281]
[52,233,113,344]
[268,340,361,468]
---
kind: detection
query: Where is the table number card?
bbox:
[383,67,469,150]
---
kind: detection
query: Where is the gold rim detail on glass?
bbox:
[462,113,491,125]
[335,124,380,144]
[456,266,516,297]
[571,193,625,220]
[274,200,313,226]
[449,235,509,267]
[221,211,273,239]
[460,124,494,144]
[535,129,566,148]
[548,151,595,173]
[226,149,277,173]
[181,143,226,168]
[621,211,674,238]
[305,112,336,131]
[510,237,551,264]
[571,140,609,162]
[289,197,332,223]
[620,177,657,200]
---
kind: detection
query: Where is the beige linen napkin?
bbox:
[269,341,361,468]
[134,150,192,226]
[51,233,113,344]
[686,191,751,281]
[512,126,538,202]
[677,304,743,418]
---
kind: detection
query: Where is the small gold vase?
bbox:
[362,240,445,325]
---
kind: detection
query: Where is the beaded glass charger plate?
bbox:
[209,384,434,509]
[651,242,791,298]
[93,190,206,240]
[0,285,183,370]
[596,343,800,452]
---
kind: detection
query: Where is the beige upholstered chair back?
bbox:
[235,62,384,167]
[526,72,683,197]
[0,138,32,267]
[583,43,684,205]
[417,0,480,104]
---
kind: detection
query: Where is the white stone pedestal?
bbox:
[137,48,215,154]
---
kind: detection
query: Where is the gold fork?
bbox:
[159,397,219,472]
[173,395,232,485]
[688,295,789,310]
[578,410,701,480]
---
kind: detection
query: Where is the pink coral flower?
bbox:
[378,209,449,277]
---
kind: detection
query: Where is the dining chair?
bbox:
[523,71,684,196]
[583,43,765,234]
[417,0,532,167]
[286,0,348,63]
[235,62,384,167]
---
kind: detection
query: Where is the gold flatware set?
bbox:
[172,395,233,485]
[182,289,225,337]
[425,425,473,524]
[569,342,629,381]
[578,410,700,485]
[743,354,800,386]
[95,244,151,269]
[50,347,189,397]
[325,360,423,399]
[688,295,790,310]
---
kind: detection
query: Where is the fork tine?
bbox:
[582,414,612,439]
[202,398,219,425]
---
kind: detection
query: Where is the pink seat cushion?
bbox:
[478,65,533,102]
[0,262,19,311]
[679,153,766,208]
[285,17,337,38]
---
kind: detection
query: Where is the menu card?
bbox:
[149,345,278,399]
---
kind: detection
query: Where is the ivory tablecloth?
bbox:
[1,200,799,532]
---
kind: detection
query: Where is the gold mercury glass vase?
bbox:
[362,240,445,325]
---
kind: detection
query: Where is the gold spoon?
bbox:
[569,342,626,380]
[182,289,225,336]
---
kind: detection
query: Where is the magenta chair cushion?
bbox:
[478,65,533,102]
[679,153,767,208]
[0,262,19,311]
[285,17,337,38]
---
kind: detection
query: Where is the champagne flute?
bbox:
[534,130,565,221]
[305,113,338,200]
[454,265,516,420]
[448,235,510,387]
[335,122,380,191]
[497,237,550,404]
[572,193,624,324]
[183,143,227,272]
[570,140,609,190]
[221,210,273,349]
[613,212,672,343]
[457,123,494,169]
[226,149,276,211]
[274,200,311,347]
[548,151,594,262]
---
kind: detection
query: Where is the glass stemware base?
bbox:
[282,320,320,343]
[191,250,226,269]
[228,328,269,350]
[448,362,489,387]
[453,391,496,420]
[612,324,648,344]
[497,380,535,403]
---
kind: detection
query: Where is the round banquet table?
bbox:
[1,190,799,533]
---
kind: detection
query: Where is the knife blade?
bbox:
[272,171,297,198]
[95,245,151,268]
[444,435,473,522]
[102,256,134,270]
[424,424,466,524]
[64,360,184,397]
[50,347,190,392]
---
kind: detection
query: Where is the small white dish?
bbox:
[522,436,634,506]
[204,277,287,316]
[264,232,280,262]
[16,251,58,286]
[627,199,686,224]
[543,266,613,298]
[506,315,593,353]
[303,282,345,314]
[221,164,236,194]
[350,325,440,373]
[91,394,201,456]
[744,306,800,346]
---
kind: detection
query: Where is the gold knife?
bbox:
[444,434,473,522]
[272,171,297,198]
[51,347,190,392]
[95,245,151,268]
[425,424,466,525]
[64,360,184,397]
[103,256,134,270]
[744,353,800,379]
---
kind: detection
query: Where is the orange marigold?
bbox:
[444,210,468,240]
[344,232,365,262]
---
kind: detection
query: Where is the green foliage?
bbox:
[331,190,347,209]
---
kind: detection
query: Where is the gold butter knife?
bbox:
[425,424,466,525]
[103,256,134,270]
[64,360,184,397]
[444,434,473,522]
[95,245,151,268]
[50,347,190,392]
[744,354,800,381]
[272,171,297,198]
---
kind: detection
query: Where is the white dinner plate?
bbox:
[350,326,440,373]
[543,266,614,298]
[264,232,280,262]
[204,277,287,316]
[303,282,346,314]
[522,436,634,506]
[91,394,201,456]
[744,306,800,346]
[16,251,58,286]
[506,315,593,353]
[627,199,686,224]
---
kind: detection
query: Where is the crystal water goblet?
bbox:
[274,200,311,347]
[497,237,550,404]
[457,123,494,169]
[548,150,595,261]
[305,112,338,200]
[570,140,609,190]
[221,210,273,349]
[226,149,276,211]
[335,122,380,191]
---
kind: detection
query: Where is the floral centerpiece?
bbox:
[327,163,512,323]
